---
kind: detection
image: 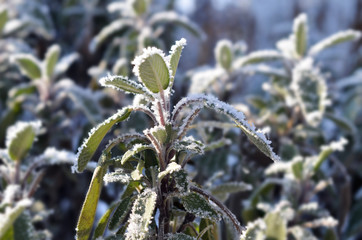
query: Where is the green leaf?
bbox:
[293,13,308,57]
[89,19,133,53]
[93,202,119,239]
[181,192,220,221]
[210,182,252,202]
[158,162,181,181]
[166,233,196,240]
[215,40,233,70]
[291,59,327,127]
[109,196,133,231]
[6,121,41,161]
[75,107,132,173]
[199,219,218,240]
[199,95,280,162]
[44,44,60,78]
[12,54,42,80]
[121,144,153,165]
[135,52,170,93]
[76,166,107,240]
[172,169,189,193]
[125,189,157,240]
[99,75,151,96]
[0,199,31,239]
[264,212,287,240]
[234,50,282,68]
[169,38,187,80]
[308,30,361,56]
[0,8,8,33]
[8,84,36,99]
[291,158,304,180]
[131,0,148,15]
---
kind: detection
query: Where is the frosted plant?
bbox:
[241,137,348,239]
[87,0,206,80]
[74,39,279,240]
[0,120,76,239]
[2,44,103,150]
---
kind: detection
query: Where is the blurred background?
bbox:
[0,0,362,239]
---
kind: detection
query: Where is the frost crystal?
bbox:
[169,38,187,56]
[320,137,348,152]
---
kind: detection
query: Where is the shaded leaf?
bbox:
[76,166,107,240]
[181,192,220,221]
[93,202,119,239]
[109,196,134,231]
[44,44,60,78]
[121,144,153,164]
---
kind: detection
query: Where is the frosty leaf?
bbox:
[166,233,196,240]
[93,202,118,240]
[149,11,206,40]
[36,147,76,165]
[191,94,279,162]
[158,162,181,181]
[240,219,266,240]
[104,169,132,185]
[234,50,282,68]
[0,199,32,239]
[99,74,151,96]
[8,83,36,99]
[54,53,79,77]
[291,58,329,127]
[112,58,129,76]
[264,212,287,240]
[173,137,205,158]
[74,107,132,173]
[89,19,133,53]
[181,192,220,221]
[288,226,317,240]
[293,13,308,57]
[6,121,41,161]
[210,182,252,202]
[125,188,157,240]
[44,44,60,78]
[76,166,107,240]
[109,196,134,231]
[132,48,170,93]
[291,157,304,180]
[172,169,189,193]
[215,39,233,70]
[12,54,42,80]
[0,8,7,33]
[169,38,187,80]
[121,144,154,164]
[314,137,348,171]
[302,217,338,228]
[308,30,361,56]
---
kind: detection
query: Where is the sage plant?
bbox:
[74,39,279,240]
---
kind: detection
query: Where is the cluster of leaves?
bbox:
[187,13,361,240]
[74,39,279,240]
